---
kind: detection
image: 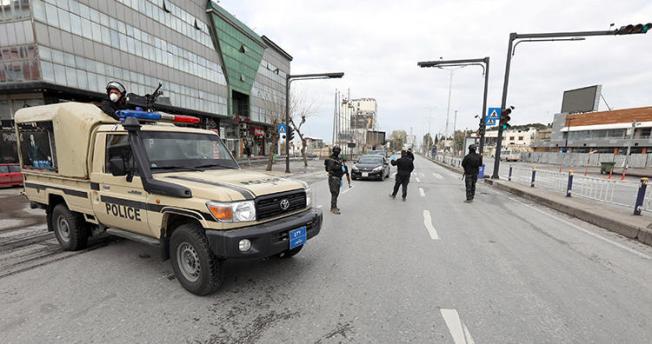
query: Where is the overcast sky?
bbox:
[221,0,652,143]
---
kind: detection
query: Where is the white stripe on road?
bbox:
[432,172,443,180]
[416,177,421,183]
[419,187,425,197]
[507,197,651,260]
[422,210,440,240]
[392,172,397,177]
[440,308,475,344]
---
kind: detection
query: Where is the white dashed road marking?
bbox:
[432,173,443,180]
[416,177,421,183]
[419,188,425,197]
[440,308,475,344]
[422,210,440,240]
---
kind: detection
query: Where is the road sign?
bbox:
[277,123,287,134]
[485,107,501,127]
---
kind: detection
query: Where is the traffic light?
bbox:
[614,23,652,35]
[287,126,295,141]
[478,117,486,136]
[499,106,515,130]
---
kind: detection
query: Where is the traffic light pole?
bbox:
[491,34,515,179]
[491,27,645,179]
[284,72,345,173]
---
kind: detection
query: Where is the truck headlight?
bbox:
[206,200,256,222]
[305,188,313,207]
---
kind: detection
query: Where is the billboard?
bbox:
[350,112,375,130]
[561,85,601,114]
[0,129,18,163]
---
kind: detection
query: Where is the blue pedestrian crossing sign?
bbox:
[485,107,501,127]
[277,123,287,134]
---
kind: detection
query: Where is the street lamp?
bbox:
[492,23,650,179]
[418,57,490,155]
[285,72,344,173]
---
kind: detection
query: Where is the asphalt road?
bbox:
[1,156,652,343]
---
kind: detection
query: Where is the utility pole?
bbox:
[444,70,453,139]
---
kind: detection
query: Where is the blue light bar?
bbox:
[116,110,162,121]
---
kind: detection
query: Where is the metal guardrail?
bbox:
[431,154,651,215]
[502,165,650,214]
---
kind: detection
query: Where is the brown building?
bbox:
[533,106,652,154]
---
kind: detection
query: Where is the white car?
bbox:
[502,151,521,162]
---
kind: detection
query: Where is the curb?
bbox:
[422,154,652,247]
[424,156,464,175]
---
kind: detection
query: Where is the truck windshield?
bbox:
[142,132,238,172]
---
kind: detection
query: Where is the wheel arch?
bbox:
[46,193,67,232]
[159,209,204,261]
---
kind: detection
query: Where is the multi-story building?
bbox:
[0,0,290,161]
[532,106,652,154]
[483,127,539,155]
[336,97,377,155]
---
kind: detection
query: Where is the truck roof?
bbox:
[14,102,118,126]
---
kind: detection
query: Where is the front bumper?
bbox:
[352,170,383,179]
[205,208,323,259]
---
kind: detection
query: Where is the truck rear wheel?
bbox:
[170,223,224,296]
[52,204,88,251]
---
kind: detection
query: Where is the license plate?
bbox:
[289,226,306,249]
[362,172,369,177]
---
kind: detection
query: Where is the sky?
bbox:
[220,0,652,144]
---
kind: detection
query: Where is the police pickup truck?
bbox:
[14,103,322,295]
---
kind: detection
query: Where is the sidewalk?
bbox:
[424,155,652,247]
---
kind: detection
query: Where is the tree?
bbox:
[422,133,433,153]
[389,130,407,151]
[287,89,317,168]
[258,90,285,172]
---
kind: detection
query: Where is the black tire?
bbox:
[170,223,224,296]
[52,203,88,251]
[278,245,303,259]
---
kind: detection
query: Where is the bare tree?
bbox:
[288,89,317,168]
[258,88,317,171]
[258,90,285,172]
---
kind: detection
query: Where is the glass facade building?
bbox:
[0,0,291,159]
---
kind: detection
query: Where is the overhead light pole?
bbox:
[492,23,651,179]
[418,57,490,155]
[285,72,344,173]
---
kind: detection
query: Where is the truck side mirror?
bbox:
[109,156,127,177]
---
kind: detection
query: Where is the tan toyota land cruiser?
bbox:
[14,102,322,295]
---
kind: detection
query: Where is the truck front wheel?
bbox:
[52,204,88,251]
[170,223,224,296]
